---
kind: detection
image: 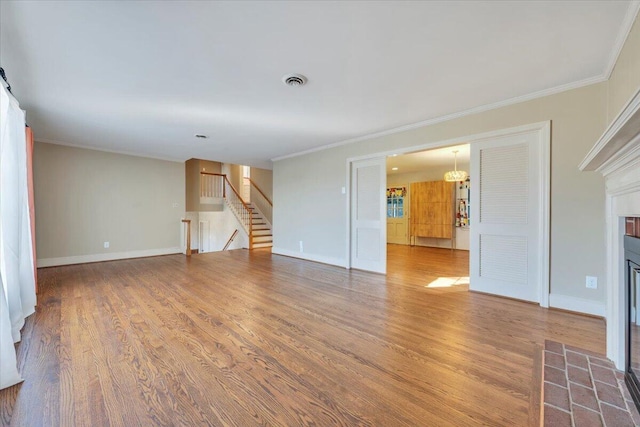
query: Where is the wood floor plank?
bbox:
[2,270,62,427]
[88,274,171,427]
[1,245,606,426]
[66,265,110,427]
[141,276,361,426]
[125,272,293,426]
[140,265,418,426]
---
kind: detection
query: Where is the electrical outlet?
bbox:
[299,241,304,253]
[172,202,179,208]
[104,241,110,249]
[586,276,597,289]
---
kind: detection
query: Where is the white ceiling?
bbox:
[1,1,637,170]
[387,144,470,175]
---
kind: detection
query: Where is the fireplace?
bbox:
[626,233,640,412]
[579,88,640,377]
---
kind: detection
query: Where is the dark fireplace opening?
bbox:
[625,233,640,413]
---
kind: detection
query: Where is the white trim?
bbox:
[539,121,552,308]
[345,160,352,269]
[607,211,627,370]
[35,138,185,163]
[37,247,182,268]
[271,247,347,268]
[580,87,640,171]
[549,293,606,318]
[604,1,640,79]
[600,133,640,179]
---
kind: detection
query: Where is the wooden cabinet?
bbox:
[410,181,454,240]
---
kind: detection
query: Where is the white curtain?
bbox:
[0,82,36,390]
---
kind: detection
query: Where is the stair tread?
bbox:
[252,243,273,248]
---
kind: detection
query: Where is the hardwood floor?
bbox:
[1,245,605,426]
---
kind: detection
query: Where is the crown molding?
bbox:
[272,74,605,162]
[604,1,640,79]
[579,87,640,172]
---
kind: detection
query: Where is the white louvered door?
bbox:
[470,128,548,303]
[350,157,386,274]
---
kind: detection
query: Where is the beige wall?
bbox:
[34,142,185,263]
[274,82,608,303]
[220,163,245,197]
[185,158,200,212]
[228,164,243,192]
[249,167,273,224]
[250,167,273,201]
[200,160,222,174]
[185,158,223,212]
[607,15,640,123]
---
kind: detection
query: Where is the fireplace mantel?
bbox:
[580,89,640,174]
[580,87,640,369]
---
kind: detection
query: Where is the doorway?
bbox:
[348,121,550,305]
[386,144,470,250]
[385,144,471,284]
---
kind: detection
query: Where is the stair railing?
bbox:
[223,229,239,251]
[200,172,253,249]
[247,178,273,226]
[200,172,225,198]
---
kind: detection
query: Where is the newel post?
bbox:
[182,219,192,256]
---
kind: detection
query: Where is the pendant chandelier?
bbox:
[443,150,468,182]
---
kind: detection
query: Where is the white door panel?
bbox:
[351,158,386,273]
[470,128,549,303]
[387,219,408,244]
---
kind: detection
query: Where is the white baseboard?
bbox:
[549,293,605,317]
[271,247,347,268]
[37,247,182,268]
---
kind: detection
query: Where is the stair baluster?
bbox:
[200,172,272,250]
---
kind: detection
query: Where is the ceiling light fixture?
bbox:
[194,134,208,139]
[392,167,399,171]
[444,150,468,182]
[282,73,307,87]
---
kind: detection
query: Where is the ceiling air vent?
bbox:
[282,73,307,87]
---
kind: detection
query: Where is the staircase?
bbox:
[200,172,273,250]
[249,204,272,249]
